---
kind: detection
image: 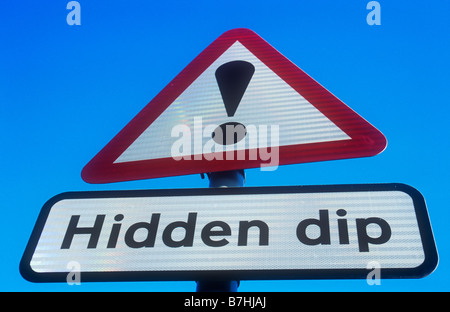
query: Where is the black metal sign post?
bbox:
[196,170,245,292]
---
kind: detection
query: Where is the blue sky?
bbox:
[1,1,449,291]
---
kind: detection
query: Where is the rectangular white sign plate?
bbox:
[20,184,437,282]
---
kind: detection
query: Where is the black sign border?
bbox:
[20,183,438,283]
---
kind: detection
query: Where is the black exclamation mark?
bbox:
[212,61,255,145]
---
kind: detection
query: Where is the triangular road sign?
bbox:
[82,28,386,183]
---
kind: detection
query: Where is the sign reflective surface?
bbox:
[21,184,437,282]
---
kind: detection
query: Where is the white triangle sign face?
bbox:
[82,29,386,183]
